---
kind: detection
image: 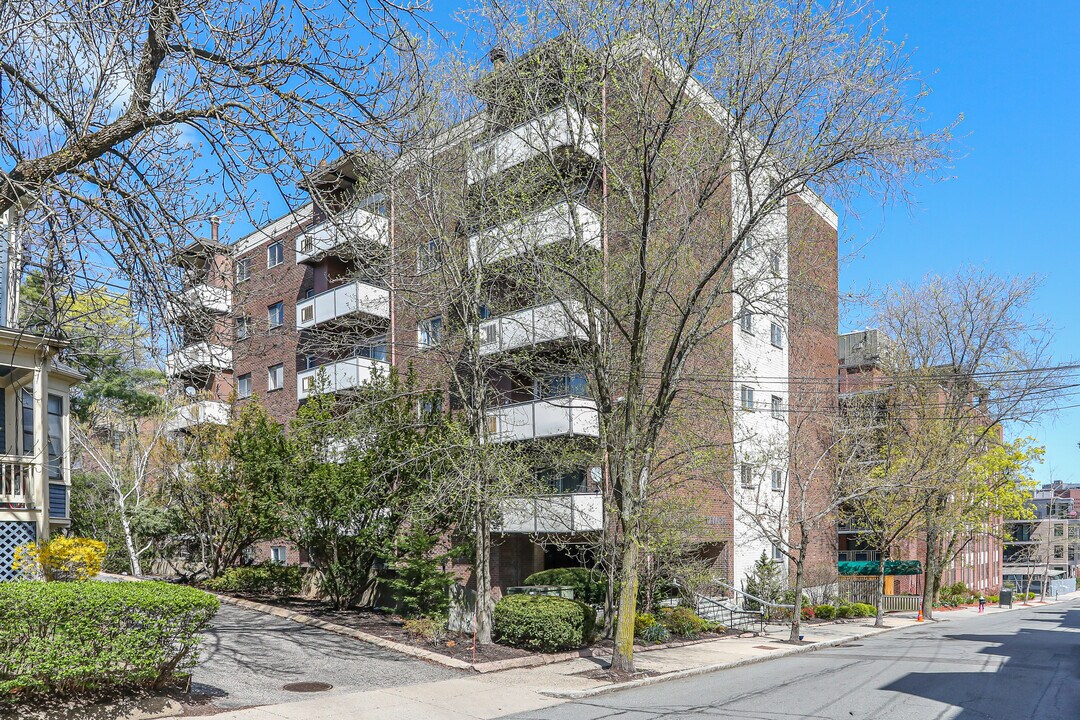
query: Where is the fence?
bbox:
[692,594,765,633]
[838,577,921,612]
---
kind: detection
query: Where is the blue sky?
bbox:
[835,2,1080,484]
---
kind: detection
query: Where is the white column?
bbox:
[31,357,49,541]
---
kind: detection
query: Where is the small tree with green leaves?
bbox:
[384,530,456,618]
[743,552,784,617]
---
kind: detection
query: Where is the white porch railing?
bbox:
[467,105,600,184]
[479,300,589,355]
[485,396,599,443]
[296,280,391,327]
[468,202,601,266]
[165,342,232,377]
[297,357,390,400]
[499,493,603,533]
[0,456,32,507]
[165,400,231,432]
[296,206,389,264]
[172,284,231,315]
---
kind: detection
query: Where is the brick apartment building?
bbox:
[166,41,841,594]
[836,329,1003,595]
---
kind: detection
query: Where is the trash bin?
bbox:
[999,589,1013,608]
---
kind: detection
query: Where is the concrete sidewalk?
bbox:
[202,616,917,719]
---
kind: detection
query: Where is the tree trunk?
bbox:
[610,539,639,673]
[788,554,805,643]
[118,500,143,577]
[921,519,939,621]
[875,558,886,628]
[474,503,494,644]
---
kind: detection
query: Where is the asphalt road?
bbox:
[192,603,462,709]
[501,599,1080,720]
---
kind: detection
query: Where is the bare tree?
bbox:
[467,0,953,672]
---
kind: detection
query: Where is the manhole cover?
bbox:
[282,681,334,693]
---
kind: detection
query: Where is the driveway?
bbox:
[499,598,1080,720]
[193,603,463,709]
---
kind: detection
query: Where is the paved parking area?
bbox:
[193,603,463,709]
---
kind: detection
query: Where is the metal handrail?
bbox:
[710,579,795,610]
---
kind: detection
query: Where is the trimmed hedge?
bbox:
[658,606,709,637]
[0,580,219,700]
[204,563,304,597]
[522,567,606,605]
[493,594,596,652]
[851,603,877,618]
[813,604,837,620]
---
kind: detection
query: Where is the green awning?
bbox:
[838,560,923,576]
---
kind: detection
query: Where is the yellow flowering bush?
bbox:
[13,537,106,581]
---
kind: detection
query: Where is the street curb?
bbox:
[540,624,905,699]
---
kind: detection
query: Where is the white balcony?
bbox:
[0,456,31,508]
[468,202,601,267]
[296,206,389,264]
[170,284,231,315]
[479,301,589,356]
[166,342,232,377]
[297,357,390,400]
[296,281,391,328]
[165,400,231,433]
[485,396,599,443]
[499,493,604,534]
[468,106,600,184]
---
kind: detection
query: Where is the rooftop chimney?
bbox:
[489,47,508,69]
[210,216,220,244]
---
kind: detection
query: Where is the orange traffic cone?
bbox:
[917,609,924,622]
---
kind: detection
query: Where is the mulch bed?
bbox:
[223,593,750,664]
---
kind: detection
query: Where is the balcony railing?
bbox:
[838,550,881,562]
[170,284,231,315]
[296,206,389,264]
[485,396,599,443]
[468,105,600,184]
[479,300,589,356]
[165,400,231,433]
[297,357,390,400]
[468,202,601,266]
[499,493,604,534]
[838,522,870,534]
[165,342,232,377]
[0,456,32,508]
[296,280,391,328]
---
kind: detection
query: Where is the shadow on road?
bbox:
[882,608,1080,719]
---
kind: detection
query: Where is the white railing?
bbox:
[165,400,231,432]
[838,550,881,562]
[499,493,603,533]
[297,357,390,400]
[485,396,599,443]
[479,300,589,356]
[173,284,231,315]
[296,280,391,327]
[881,595,922,612]
[0,456,32,507]
[165,342,232,376]
[296,206,389,264]
[468,202,601,266]
[467,105,600,184]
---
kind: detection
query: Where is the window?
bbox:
[268,302,284,329]
[47,395,63,480]
[769,251,781,274]
[418,392,442,418]
[1054,523,1065,538]
[772,544,784,562]
[740,463,754,489]
[539,374,590,399]
[302,355,317,371]
[270,546,287,565]
[771,395,783,419]
[235,257,252,283]
[739,308,753,334]
[354,337,387,361]
[238,373,252,399]
[268,364,284,392]
[417,238,441,273]
[20,389,33,457]
[418,316,442,349]
[267,240,284,268]
[235,316,251,341]
[771,469,783,492]
[1054,545,1065,560]
[741,385,755,411]
[770,322,784,349]
[539,468,588,494]
[743,235,753,251]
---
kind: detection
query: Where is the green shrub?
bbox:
[658,606,708,637]
[0,580,218,700]
[851,603,877,618]
[402,616,448,646]
[813,604,837,620]
[638,623,670,644]
[493,595,596,652]
[835,604,854,619]
[634,613,657,636]
[988,594,999,604]
[384,531,455,618]
[204,563,304,597]
[522,567,606,605]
